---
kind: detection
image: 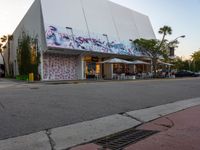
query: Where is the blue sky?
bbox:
[0,0,199,58]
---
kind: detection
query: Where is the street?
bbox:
[0,78,200,140]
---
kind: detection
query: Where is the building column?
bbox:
[104,63,113,79]
[76,54,85,80]
[40,50,44,80]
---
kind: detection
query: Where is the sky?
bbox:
[0,0,199,58]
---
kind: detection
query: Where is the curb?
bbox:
[1,97,200,150]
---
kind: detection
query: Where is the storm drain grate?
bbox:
[94,128,159,150]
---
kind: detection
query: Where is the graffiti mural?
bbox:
[43,53,78,80]
[45,24,146,56]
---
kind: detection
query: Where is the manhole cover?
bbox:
[94,129,159,150]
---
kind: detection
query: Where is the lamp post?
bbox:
[174,35,186,41]
[66,27,76,48]
[168,35,185,48]
[103,34,110,53]
[168,35,185,59]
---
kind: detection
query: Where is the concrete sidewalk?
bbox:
[71,104,200,150]
[1,97,200,150]
[0,78,42,89]
[125,105,200,150]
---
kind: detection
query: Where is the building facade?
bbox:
[9,0,155,80]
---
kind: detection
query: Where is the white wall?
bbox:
[132,11,156,39]
[40,0,155,43]
[81,0,118,39]
[11,0,45,75]
[108,2,140,41]
[41,0,89,32]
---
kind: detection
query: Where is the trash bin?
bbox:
[29,73,34,82]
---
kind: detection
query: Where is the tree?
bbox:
[0,35,8,76]
[191,50,200,72]
[0,35,13,76]
[173,57,191,71]
[133,25,173,76]
[158,25,172,49]
[17,32,40,80]
[17,33,31,76]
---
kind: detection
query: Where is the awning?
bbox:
[131,60,151,65]
[100,58,133,64]
[157,60,174,66]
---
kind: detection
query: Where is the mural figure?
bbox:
[45,25,144,56]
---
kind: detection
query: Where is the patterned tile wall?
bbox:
[43,53,78,80]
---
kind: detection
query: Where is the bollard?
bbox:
[29,73,34,82]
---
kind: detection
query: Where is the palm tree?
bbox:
[0,35,12,76]
[158,26,172,48]
[159,26,172,41]
[0,43,7,76]
[7,35,13,76]
[0,35,7,43]
[133,25,173,77]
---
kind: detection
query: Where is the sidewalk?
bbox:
[1,77,199,86]
[0,78,19,88]
[71,105,200,150]
[125,105,200,150]
[1,97,200,150]
[0,78,37,89]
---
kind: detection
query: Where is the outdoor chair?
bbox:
[112,73,117,80]
[95,73,101,80]
[120,73,126,80]
[142,73,147,79]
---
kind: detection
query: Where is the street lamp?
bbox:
[103,34,110,53]
[174,35,186,41]
[168,35,186,59]
[168,35,185,45]
[66,27,75,48]
[129,39,137,51]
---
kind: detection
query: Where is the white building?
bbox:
[9,0,155,80]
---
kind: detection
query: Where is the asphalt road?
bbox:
[0,78,200,140]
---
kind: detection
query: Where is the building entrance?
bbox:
[84,56,101,79]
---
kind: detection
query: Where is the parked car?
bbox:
[195,72,200,77]
[175,70,199,77]
[194,72,200,77]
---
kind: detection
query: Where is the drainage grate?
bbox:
[94,128,159,150]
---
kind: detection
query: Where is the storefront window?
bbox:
[84,56,101,79]
[96,64,100,74]
[113,64,125,74]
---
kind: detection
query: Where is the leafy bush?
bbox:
[17,32,40,80]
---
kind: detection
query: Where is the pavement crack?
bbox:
[154,116,175,129]
[46,129,56,150]
[0,101,5,111]
[164,116,175,128]
[120,112,144,123]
